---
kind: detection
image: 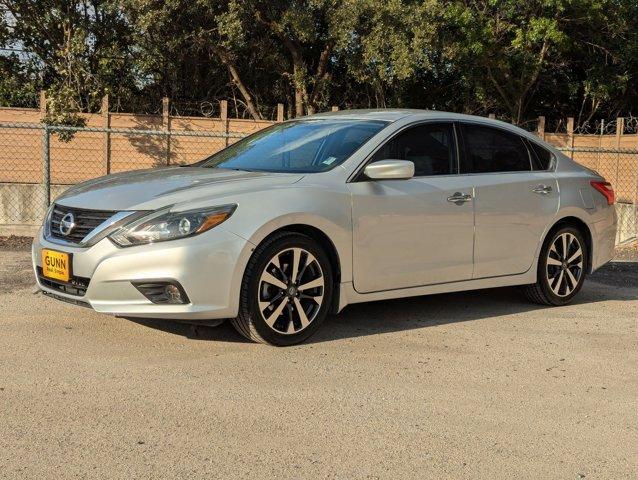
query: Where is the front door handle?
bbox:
[447,192,472,204]
[532,184,552,195]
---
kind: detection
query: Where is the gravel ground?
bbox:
[614,241,638,262]
[0,249,636,479]
[0,236,32,251]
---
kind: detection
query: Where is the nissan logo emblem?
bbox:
[59,212,76,236]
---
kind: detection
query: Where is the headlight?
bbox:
[109,204,236,247]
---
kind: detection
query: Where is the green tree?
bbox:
[1,0,637,124]
[1,0,137,114]
[0,54,40,108]
[125,0,280,119]
[438,0,638,126]
[442,0,571,124]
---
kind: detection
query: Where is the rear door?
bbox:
[459,122,559,279]
[349,122,475,293]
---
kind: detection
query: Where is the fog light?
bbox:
[164,284,182,303]
[132,281,190,304]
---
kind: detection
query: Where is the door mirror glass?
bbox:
[364,160,414,180]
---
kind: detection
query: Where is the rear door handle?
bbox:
[447,192,472,204]
[532,184,552,195]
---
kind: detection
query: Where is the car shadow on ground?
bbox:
[124,316,247,343]
[122,262,638,344]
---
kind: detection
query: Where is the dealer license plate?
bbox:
[41,249,71,282]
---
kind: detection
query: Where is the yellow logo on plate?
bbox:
[42,249,70,282]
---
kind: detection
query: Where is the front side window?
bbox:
[460,124,531,173]
[370,123,456,176]
[200,119,387,173]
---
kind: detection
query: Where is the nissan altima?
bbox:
[33,110,617,345]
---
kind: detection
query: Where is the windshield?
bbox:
[199,119,387,173]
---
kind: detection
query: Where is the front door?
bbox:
[349,122,475,293]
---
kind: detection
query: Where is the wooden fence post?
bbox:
[39,90,47,116]
[276,103,284,122]
[537,116,545,140]
[102,95,111,175]
[220,100,229,146]
[615,117,624,149]
[162,97,171,165]
[567,117,574,159]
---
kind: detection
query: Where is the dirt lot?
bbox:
[0,248,636,479]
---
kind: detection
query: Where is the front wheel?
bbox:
[231,232,333,346]
[523,226,588,306]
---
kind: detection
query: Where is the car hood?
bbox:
[55,167,305,211]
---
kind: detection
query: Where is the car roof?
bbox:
[306,108,545,145]
[308,108,506,125]
[308,109,427,122]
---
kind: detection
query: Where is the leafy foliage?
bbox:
[0,54,39,108]
[0,0,636,125]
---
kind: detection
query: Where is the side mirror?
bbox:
[364,160,414,181]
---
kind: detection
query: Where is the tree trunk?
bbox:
[286,41,307,117]
[306,43,333,115]
[254,11,331,117]
[213,47,262,120]
[225,62,263,120]
[294,77,305,117]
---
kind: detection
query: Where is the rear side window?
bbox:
[528,141,553,170]
[370,123,456,176]
[460,124,531,173]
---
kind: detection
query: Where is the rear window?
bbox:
[528,141,554,170]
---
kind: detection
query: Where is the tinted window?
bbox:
[529,141,553,170]
[461,124,531,173]
[200,119,387,173]
[370,123,456,176]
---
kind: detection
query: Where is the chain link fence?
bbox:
[0,122,245,233]
[557,147,638,244]
[1,121,637,244]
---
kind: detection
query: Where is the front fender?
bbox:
[223,185,353,290]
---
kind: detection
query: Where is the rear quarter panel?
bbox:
[550,154,617,271]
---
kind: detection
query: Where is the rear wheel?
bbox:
[523,226,587,306]
[231,232,333,346]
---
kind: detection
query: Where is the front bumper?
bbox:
[32,227,254,320]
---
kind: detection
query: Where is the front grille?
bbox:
[37,267,91,297]
[49,204,115,243]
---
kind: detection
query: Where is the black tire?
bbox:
[523,226,588,306]
[231,232,333,346]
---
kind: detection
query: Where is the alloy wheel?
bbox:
[258,247,325,334]
[545,232,584,297]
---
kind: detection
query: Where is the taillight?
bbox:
[590,181,615,205]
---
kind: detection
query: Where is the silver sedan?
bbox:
[32,110,617,345]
